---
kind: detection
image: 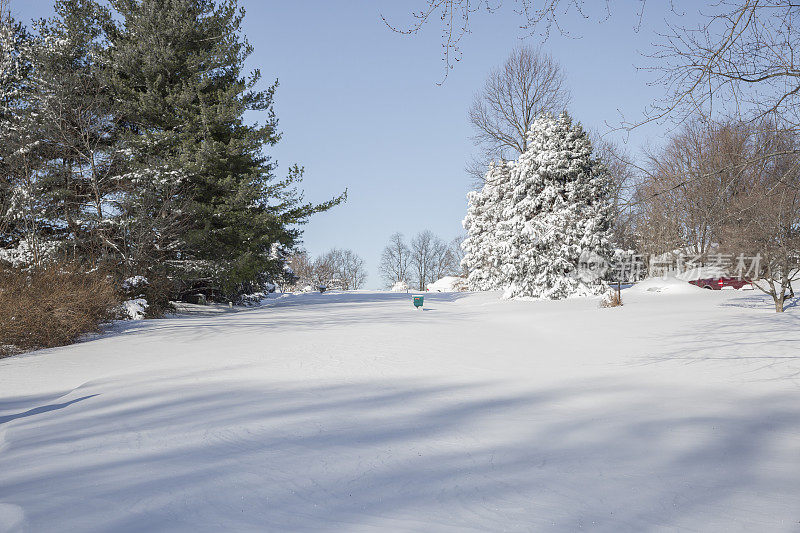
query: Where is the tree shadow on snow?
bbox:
[719,291,800,312]
[0,395,97,425]
[1,371,799,531]
[637,294,800,381]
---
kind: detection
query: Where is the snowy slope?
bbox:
[1,289,799,532]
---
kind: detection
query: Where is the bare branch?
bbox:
[383,0,615,82]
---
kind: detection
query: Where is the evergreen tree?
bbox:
[504,112,614,298]
[1,0,123,267]
[0,15,32,119]
[462,112,614,299]
[0,13,37,253]
[33,0,122,261]
[461,160,514,291]
[102,0,343,296]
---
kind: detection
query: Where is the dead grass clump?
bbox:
[600,290,623,308]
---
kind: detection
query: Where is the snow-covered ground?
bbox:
[1,287,799,532]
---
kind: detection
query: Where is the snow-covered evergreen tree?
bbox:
[0,15,49,263]
[2,0,119,267]
[0,17,32,119]
[462,112,614,299]
[461,159,514,291]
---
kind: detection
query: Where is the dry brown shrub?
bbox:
[0,262,119,356]
[600,290,623,308]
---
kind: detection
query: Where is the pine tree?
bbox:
[462,112,614,299]
[461,160,514,290]
[503,112,614,299]
[0,13,35,251]
[0,13,57,265]
[33,0,122,261]
[0,16,32,119]
[102,0,343,297]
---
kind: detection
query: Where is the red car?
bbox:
[689,277,752,290]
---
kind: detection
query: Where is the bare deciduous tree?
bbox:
[313,248,367,291]
[721,124,800,312]
[312,251,337,288]
[468,46,570,182]
[593,137,638,250]
[635,119,750,258]
[409,230,461,289]
[379,232,411,287]
[645,1,800,131]
[286,250,314,287]
[410,230,436,290]
[392,1,800,136]
[644,4,795,140]
[635,117,799,312]
[429,237,458,281]
[0,0,9,24]
[335,249,368,290]
[449,234,467,276]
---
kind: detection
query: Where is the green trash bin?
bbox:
[413,295,424,309]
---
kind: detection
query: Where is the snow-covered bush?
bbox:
[236,292,272,306]
[0,239,60,269]
[117,276,154,319]
[599,290,622,308]
[119,272,178,318]
[121,276,149,293]
[120,298,148,320]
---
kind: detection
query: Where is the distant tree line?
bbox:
[286,248,367,291]
[379,231,463,290]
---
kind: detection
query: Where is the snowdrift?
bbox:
[629,276,707,295]
[427,276,467,292]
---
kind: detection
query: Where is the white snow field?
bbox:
[1,288,800,532]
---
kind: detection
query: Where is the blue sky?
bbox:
[12,1,704,288]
